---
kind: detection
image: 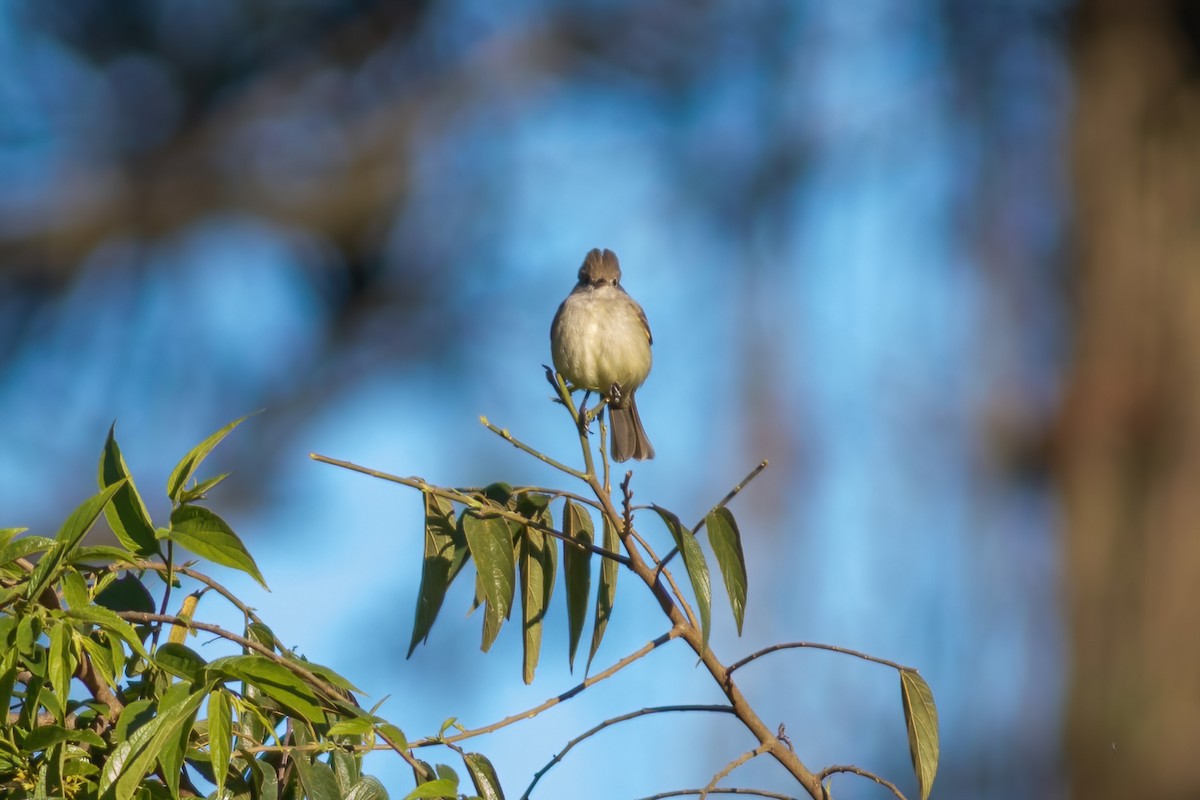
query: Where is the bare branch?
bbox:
[409,626,683,749]
[700,742,774,798]
[634,789,799,800]
[816,765,908,800]
[521,704,738,800]
[479,415,587,480]
[728,642,912,676]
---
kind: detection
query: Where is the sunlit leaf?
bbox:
[155,642,206,683]
[66,605,150,660]
[294,753,341,800]
[102,682,206,800]
[167,415,253,503]
[28,482,125,601]
[208,690,232,798]
[463,752,505,800]
[652,506,712,653]
[561,500,593,672]
[176,472,230,504]
[344,776,389,800]
[518,522,554,685]
[99,423,159,556]
[0,534,54,568]
[461,513,515,653]
[403,778,458,799]
[208,654,328,724]
[900,668,939,800]
[705,507,748,635]
[47,622,75,721]
[0,527,28,550]
[408,493,469,657]
[586,517,619,674]
[168,504,267,588]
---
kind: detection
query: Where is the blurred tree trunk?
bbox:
[1063,1,1200,798]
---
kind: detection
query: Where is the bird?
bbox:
[551,248,655,462]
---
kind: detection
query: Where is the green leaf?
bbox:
[403,778,457,800]
[100,423,160,556]
[900,669,939,800]
[518,524,554,685]
[168,504,267,588]
[100,682,206,800]
[176,472,230,505]
[705,508,748,635]
[208,654,328,725]
[61,569,90,610]
[21,724,104,752]
[586,517,619,674]
[461,513,515,653]
[155,642,207,682]
[47,621,75,720]
[26,482,125,601]
[65,605,150,660]
[293,755,342,800]
[208,690,234,798]
[408,493,469,658]
[0,527,28,550]
[79,636,117,694]
[327,717,374,738]
[463,752,505,800]
[157,689,199,799]
[344,776,389,800]
[377,722,407,750]
[331,748,360,794]
[652,506,712,653]
[0,535,55,568]
[167,415,252,503]
[561,500,593,672]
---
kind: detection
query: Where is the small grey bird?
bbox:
[551,248,655,462]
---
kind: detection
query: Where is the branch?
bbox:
[635,790,799,800]
[309,453,631,566]
[521,705,738,800]
[693,461,769,534]
[480,415,587,480]
[410,626,683,749]
[727,642,912,676]
[816,765,908,800]
[700,742,773,799]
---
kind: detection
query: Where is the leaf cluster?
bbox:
[0,420,474,800]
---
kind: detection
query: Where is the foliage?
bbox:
[2,372,940,800]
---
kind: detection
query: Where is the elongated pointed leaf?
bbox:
[99,424,159,556]
[101,682,206,800]
[208,690,233,798]
[47,622,75,721]
[900,669,939,800]
[0,535,55,568]
[461,513,515,653]
[168,504,267,588]
[705,507,748,635]
[561,500,593,672]
[404,779,458,799]
[28,482,125,601]
[176,472,230,504]
[345,776,389,800]
[294,754,342,800]
[586,517,619,674]
[408,493,469,657]
[65,605,149,659]
[209,654,329,724]
[653,506,712,652]
[167,415,252,503]
[463,752,505,800]
[519,521,555,685]
[155,642,206,683]
[0,527,27,550]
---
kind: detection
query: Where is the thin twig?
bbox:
[521,704,737,799]
[727,642,912,676]
[816,765,908,800]
[410,626,684,749]
[479,416,587,480]
[309,453,630,566]
[700,742,773,799]
[97,561,265,626]
[633,790,798,800]
[692,461,770,535]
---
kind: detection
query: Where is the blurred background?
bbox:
[2,1,1197,798]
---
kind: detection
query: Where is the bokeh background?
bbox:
[3,1,1198,798]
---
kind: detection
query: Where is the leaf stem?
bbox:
[815,765,907,800]
[727,642,914,676]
